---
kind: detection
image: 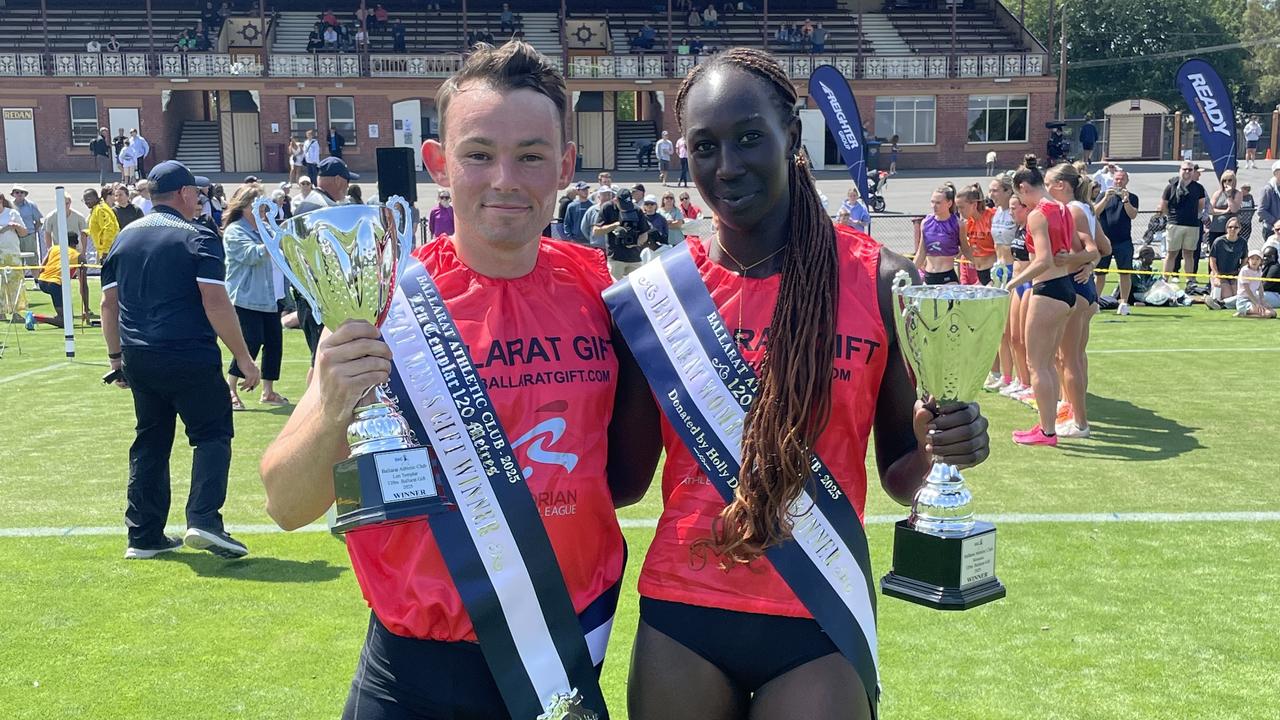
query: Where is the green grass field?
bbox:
[2,286,1279,719]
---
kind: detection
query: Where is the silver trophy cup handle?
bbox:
[386,196,415,258]
[255,196,324,325]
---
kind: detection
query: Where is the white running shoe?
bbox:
[1000,380,1026,397]
[1117,303,1130,316]
[983,372,1003,391]
[1055,421,1091,439]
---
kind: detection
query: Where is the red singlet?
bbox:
[347,237,624,642]
[966,207,996,258]
[638,225,889,618]
[1033,198,1075,256]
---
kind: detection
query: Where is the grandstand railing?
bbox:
[0,51,1049,80]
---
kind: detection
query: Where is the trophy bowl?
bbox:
[255,196,451,533]
[880,273,1009,610]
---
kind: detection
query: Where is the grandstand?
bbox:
[0,0,1053,175]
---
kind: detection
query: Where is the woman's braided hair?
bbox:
[675,48,839,566]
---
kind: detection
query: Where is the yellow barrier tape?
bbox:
[0,264,101,270]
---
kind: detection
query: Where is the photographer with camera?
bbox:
[1094,168,1139,315]
[596,187,650,279]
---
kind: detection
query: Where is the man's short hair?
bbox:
[436,40,568,145]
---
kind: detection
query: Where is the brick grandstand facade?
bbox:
[0,0,1054,175]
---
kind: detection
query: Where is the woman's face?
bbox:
[1010,196,1030,226]
[989,180,1010,205]
[681,66,796,234]
[930,191,950,217]
[662,195,675,208]
[1226,220,1241,238]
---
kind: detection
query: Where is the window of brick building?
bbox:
[69,96,98,146]
[967,95,1029,143]
[289,97,317,134]
[327,97,356,144]
[874,96,935,145]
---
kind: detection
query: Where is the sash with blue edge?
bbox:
[603,243,881,706]
[379,256,609,720]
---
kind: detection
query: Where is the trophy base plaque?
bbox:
[332,446,453,534]
[880,519,1005,611]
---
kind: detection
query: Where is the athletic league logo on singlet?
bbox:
[512,415,582,518]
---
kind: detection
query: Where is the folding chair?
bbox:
[0,264,24,358]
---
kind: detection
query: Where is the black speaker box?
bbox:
[376,146,418,203]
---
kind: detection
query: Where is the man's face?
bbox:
[576,188,588,200]
[428,85,573,255]
[1179,164,1195,183]
[598,172,612,186]
[83,192,97,210]
[1115,171,1129,188]
[597,191,614,208]
[11,190,25,205]
[113,187,129,205]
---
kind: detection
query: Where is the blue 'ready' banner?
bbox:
[808,65,867,198]
[1176,59,1237,178]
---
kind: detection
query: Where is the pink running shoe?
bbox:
[1013,426,1058,446]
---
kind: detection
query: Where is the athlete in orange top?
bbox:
[623,48,992,720]
[958,184,998,285]
[260,41,658,719]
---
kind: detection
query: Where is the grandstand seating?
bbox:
[885,10,1025,53]
[1,7,202,52]
[0,1,1027,60]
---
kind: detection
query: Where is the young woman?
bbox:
[1207,171,1241,250]
[1005,155,1078,446]
[888,134,899,175]
[986,175,1019,393]
[913,183,972,285]
[840,186,871,233]
[958,183,997,285]
[1205,218,1246,309]
[1233,249,1276,318]
[288,137,305,184]
[1001,192,1035,401]
[221,187,289,409]
[1057,165,1106,439]
[623,47,991,720]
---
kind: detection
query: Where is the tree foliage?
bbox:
[1004,0,1275,115]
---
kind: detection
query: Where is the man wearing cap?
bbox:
[10,186,43,261]
[598,186,650,279]
[562,181,592,245]
[582,185,615,251]
[1159,160,1206,282]
[296,177,323,207]
[296,157,358,215]
[1258,161,1280,242]
[100,160,261,561]
[640,194,669,258]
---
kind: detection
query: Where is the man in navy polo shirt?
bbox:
[101,160,261,561]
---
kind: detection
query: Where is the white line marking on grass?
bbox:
[3,512,1280,537]
[1091,347,1280,354]
[0,361,71,384]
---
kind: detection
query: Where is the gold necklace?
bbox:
[713,234,785,275]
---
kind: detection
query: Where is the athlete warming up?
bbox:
[913,182,973,285]
[604,48,992,720]
[259,42,659,720]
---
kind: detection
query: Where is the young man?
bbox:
[259,41,657,720]
[655,130,674,186]
[25,232,91,329]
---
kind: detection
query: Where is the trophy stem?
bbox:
[348,384,416,456]
[909,462,976,536]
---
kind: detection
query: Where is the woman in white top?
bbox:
[1058,163,1109,439]
[1233,249,1275,318]
[288,137,305,185]
[0,192,28,319]
[986,174,1020,392]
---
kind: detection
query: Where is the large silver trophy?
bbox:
[256,197,449,534]
[879,272,1008,610]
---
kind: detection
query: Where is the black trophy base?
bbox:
[879,519,1006,611]
[332,445,453,535]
